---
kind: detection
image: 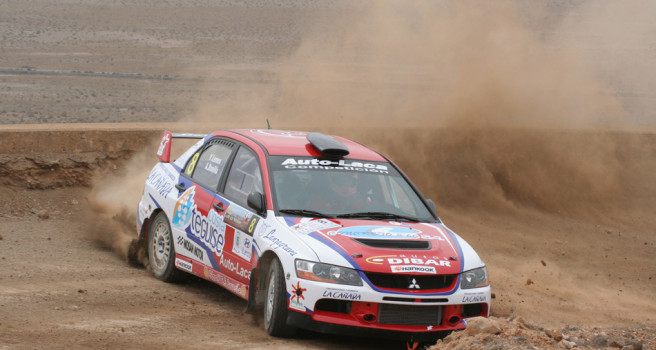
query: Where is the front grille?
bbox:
[378,304,442,326]
[383,296,448,303]
[365,272,456,291]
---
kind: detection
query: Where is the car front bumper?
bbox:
[286,280,490,341]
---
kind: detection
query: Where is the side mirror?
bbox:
[426,199,437,216]
[247,191,266,215]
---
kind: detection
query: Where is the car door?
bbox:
[171,138,236,271]
[216,145,264,284]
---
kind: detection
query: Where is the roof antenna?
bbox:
[266,119,272,129]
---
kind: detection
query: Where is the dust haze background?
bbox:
[179,0,654,215]
[186,0,654,127]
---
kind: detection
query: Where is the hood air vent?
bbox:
[307,132,349,157]
[354,239,431,250]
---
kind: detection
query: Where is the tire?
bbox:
[264,258,296,337]
[147,212,185,283]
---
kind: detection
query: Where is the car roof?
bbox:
[224,129,387,161]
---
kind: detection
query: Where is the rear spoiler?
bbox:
[156,130,206,163]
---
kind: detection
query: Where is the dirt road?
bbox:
[0,193,399,350]
[1,126,654,349]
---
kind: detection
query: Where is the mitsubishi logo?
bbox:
[409,278,420,289]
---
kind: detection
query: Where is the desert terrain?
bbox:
[1,1,655,349]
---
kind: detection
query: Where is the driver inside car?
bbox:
[306,173,364,212]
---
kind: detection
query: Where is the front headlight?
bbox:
[460,266,489,289]
[295,259,363,286]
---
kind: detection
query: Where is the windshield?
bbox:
[269,156,436,222]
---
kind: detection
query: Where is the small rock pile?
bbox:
[429,316,653,350]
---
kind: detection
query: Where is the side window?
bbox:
[224,147,263,208]
[388,177,417,215]
[186,143,233,191]
[378,176,418,215]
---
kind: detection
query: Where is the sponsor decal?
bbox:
[146,169,175,198]
[365,255,397,264]
[391,265,437,274]
[172,186,226,256]
[224,205,260,235]
[252,130,306,139]
[204,266,247,298]
[389,221,412,226]
[204,162,219,174]
[289,282,307,311]
[159,164,177,181]
[157,133,170,156]
[186,152,200,175]
[232,230,253,261]
[177,236,204,261]
[322,288,362,301]
[290,219,341,235]
[175,258,193,272]
[219,255,251,280]
[327,226,444,240]
[172,187,196,227]
[366,255,452,268]
[256,222,298,257]
[462,293,487,303]
[209,153,223,164]
[281,158,389,174]
[255,221,273,237]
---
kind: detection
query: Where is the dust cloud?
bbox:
[181,0,654,217]
[84,134,198,263]
[85,139,160,263]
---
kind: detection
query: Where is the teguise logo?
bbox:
[172,186,226,256]
[327,226,422,240]
[172,187,196,227]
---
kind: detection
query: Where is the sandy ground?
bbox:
[1,126,654,349]
[1,1,655,349]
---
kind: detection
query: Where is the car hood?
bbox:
[281,217,464,275]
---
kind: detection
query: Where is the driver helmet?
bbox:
[329,173,358,198]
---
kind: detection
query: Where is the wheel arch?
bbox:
[246,250,283,312]
[256,251,280,291]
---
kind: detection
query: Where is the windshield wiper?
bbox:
[336,211,420,222]
[278,209,335,219]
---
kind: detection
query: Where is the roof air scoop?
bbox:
[307,132,350,157]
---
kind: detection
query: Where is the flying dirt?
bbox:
[1,0,655,349]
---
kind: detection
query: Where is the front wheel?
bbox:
[264,258,296,337]
[147,212,185,283]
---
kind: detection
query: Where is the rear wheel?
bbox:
[264,258,296,337]
[148,212,185,282]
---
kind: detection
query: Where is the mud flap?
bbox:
[244,267,261,313]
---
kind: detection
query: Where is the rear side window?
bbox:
[224,147,263,208]
[186,142,233,191]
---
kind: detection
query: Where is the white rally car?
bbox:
[137,129,490,342]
